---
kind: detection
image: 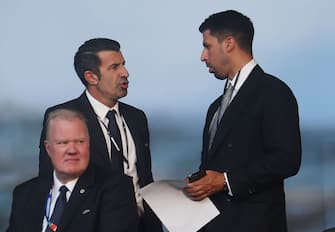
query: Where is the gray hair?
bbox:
[45,108,88,140]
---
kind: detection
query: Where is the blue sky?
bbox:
[1,0,334,128]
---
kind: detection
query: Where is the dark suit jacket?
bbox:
[7,165,138,232]
[200,65,301,232]
[38,92,162,232]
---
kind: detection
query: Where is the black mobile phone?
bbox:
[188,170,206,182]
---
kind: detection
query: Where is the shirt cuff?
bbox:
[224,172,233,196]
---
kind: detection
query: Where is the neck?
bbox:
[55,172,77,185]
[228,53,253,80]
[87,88,117,108]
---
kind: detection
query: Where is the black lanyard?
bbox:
[98,114,129,169]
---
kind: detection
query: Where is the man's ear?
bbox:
[223,36,235,53]
[84,70,99,85]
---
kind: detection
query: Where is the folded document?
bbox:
[139,180,219,232]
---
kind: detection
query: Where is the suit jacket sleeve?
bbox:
[6,178,47,232]
[6,185,20,232]
[141,111,155,186]
[227,78,301,197]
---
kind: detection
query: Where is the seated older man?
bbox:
[7,109,138,232]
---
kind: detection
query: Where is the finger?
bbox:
[189,176,208,186]
[184,188,204,200]
[190,192,208,201]
[184,185,203,195]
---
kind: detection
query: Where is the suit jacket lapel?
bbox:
[209,65,263,156]
[118,103,139,140]
[118,103,146,183]
[203,97,222,153]
[58,166,95,231]
[77,93,110,162]
[118,103,142,156]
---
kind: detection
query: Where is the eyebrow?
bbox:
[108,60,126,69]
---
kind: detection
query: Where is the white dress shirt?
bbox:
[227,59,257,102]
[86,90,144,214]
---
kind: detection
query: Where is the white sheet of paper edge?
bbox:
[139,180,220,232]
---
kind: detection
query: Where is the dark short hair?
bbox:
[74,38,121,86]
[199,10,254,55]
[45,108,88,140]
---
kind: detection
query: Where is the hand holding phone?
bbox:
[187,170,206,182]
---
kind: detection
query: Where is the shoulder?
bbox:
[119,101,146,116]
[261,73,297,101]
[262,72,291,89]
[13,176,50,196]
[250,66,296,100]
[119,102,148,125]
[248,68,299,111]
[44,94,84,115]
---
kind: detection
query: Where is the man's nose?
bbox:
[200,49,208,62]
[121,65,129,78]
[66,142,78,154]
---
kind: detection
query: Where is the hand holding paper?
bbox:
[139,180,219,232]
[184,170,226,201]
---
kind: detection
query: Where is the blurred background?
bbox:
[1,0,334,231]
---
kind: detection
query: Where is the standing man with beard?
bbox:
[38,38,162,232]
[184,10,301,232]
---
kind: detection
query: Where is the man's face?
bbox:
[94,50,129,107]
[200,30,229,79]
[45,118,90,183]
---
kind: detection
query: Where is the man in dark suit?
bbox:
[184,10,301,232]
[7,109,138,232]
[38,38,162,232]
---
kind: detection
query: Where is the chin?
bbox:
[56,170,83,183]
[214,73,228,80]
[119,92,127,99]
[64,164,86,174]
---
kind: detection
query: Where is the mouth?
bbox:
[120,80,129,89]
[206,63,214,73]
[64,158,80,164]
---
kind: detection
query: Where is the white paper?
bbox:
[139,180,220,232]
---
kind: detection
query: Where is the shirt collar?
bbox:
[85,90,120,120]
[52,171,78,195]
[228,59,257,91]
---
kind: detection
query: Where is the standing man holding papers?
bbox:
[184,10,301,232]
